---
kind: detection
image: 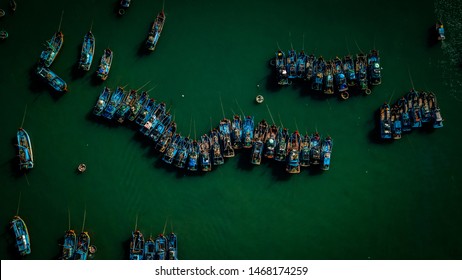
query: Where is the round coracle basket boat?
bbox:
[89,245,97,254]
[0,30,8,40]
[256,95,264,104]
[0,9,5,17]
[118,8,125,16]
[77,163,86,173]
[365,88,372,95]
[340,91,350,100]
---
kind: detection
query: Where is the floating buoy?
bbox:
[340,91,350,100]
[365,88,372,95]
[118,8,125,15]
[89,245,97,254]
[269,58,276,66]
[77,163,86,173]
[256,95,264,103]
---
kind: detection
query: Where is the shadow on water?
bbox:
[90,73,104,87]
[137,38,150,57]
[427,25,439,48]
[122,238,130,260]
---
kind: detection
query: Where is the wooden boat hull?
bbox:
[96,48,113,81]
[17,128,34,170]
[79,31,95,71]
[11,216,31,256]
[40,31,63,67]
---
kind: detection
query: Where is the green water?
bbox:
[1,0,461,260]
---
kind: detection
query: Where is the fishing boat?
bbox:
[10,216,31,256]
[355,53,369,93]
[102,86,126,120]
[305,54,315,81]
[287,49,297,79]
[391,105,402,140]
[296,50,307,79]
[251,119,268,165]
[155,234,168,260]
[333,56,348,93]
[174,137,191,169]
[36,65,68,92]
[286,131,301,174]
[61,229,77,260]
[309,132,322,165]
[115,89,138,123]
[17,128,34,170]
[427,92,444,128]
[187,140,200,172]
[167,233,178,260]
[156,122,177,153]
[311,56,325,91]
[323,60,335,94]
[128,91,149,122]
[96,48,113,81]
[199,134,212,172]
[299,133,311,167]
[275,50,289,85]
[320,136,333,171]
[379,103,392,139]
[146,10,166,51]
[162,134,181,164]
[436,20,445,41]
[148,112,173,142]
[343,55,356,87]
[407,89,422,128]
[263,124,278,159]
[397,96,412,132]
[251,139,264,165]
[135,98,156,126]
[419,91,432,123]
[367,49,382,86]
[78,31,95,71]
[129,230,144,260]
[140,102,166,136]
[241,116,254,149]
[210,129,224,165]
[144,236,156,260]
[0,29,8,40]
[120,0,131,8]
[93,86,112,116]
[40,31,63,67]
[231,115,243,150]
[219,118,235,158]
[73,231,90,260]
[274,127,289,162]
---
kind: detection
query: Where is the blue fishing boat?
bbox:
[210,129,224,165]
[320,136,333,171]
[36,65,68,92]
[263,124,278,159]
[162,134,182,164]
[231,115,243,150]
[219,118,235,158]
[436,20,445,41]
[115,89,138,123]
[311,56,325,91]
[167,233,178,260]
[135,98,156,126]
[73,231,90,260]
[251,119,268,165]
[397,97,412,132]
[17,128,34,170]
[296,50,307,79]
[305,54,315,81]
[40,31,63,67]
[333,56,348,93]
[274,127,289,162]
[287,49,297,79]
[199,134,212,172]
[286,130,301,174]
[96,48,113,81]
[155,234,168,260]
[420,92,432,123]
[93,86,112,116]
[10,216,31,256]
[61,229,77,260]
[128,91,149,122]
[391,105,402,140]
[120,0,131,8]
[156,122,177,153]
[129,230,144,260]
[355,53,369,93]
[144,236,156,260]
[299,133,311,167]
[140,102,166,136]
[187,140,200,172]
[367,49,381,86]
[102,86,126,120]
[242,116,254,149]
[379,103,392,139]
[309,132,322,165]
[323,60,335,94]
[146,10,166,51]
[275,50,289,85]
[148,112,172,142]
[174,137,191,169]
[427,92,443,128]
[78,31,95,71]
[407,89,422,128]
[343,55,356,87]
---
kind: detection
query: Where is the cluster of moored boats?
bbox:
[129,231,178,260]
[60,229,96,260]
[92,86,334,173]
[272,49,382,99]
[379,90,444,140]
[33,7,166,93]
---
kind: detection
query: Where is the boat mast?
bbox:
[134,214,138,231]
[235,99,245,118]
[20,104,27,128]
[219,96,226,120]
[266,104,276,125]
[68,207,71,230]
[81,207,86,233]
[57,10,64,32]
[16,192,21,216]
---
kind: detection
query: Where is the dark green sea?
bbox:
[1,0,461,260]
